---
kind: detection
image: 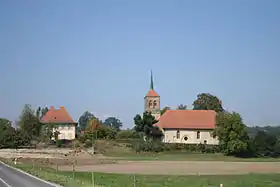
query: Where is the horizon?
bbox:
[1,0,280,128]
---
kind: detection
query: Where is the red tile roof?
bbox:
[41,106,76,123]
[145,89,159,97]
[155,110,216,129]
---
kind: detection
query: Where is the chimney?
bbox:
[50,106,55,110]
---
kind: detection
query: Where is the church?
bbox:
[144,72,219,145]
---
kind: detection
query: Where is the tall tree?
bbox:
[253,131,279,157]
[36,106,48,120]
[133,111,162,141]
[213,111,249,156]
[103,117,122,131]
[160,106,170,115]
[18,104,41,140]
[193,93,224,112]
[177,104,187,110]
[78,111,98,131]
[0,118,15,148]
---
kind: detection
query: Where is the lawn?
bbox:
[104,150,280,162]
[3,159,280,187]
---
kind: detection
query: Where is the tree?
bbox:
[36,106,49,120]
[177,104,187,110]
[213,111,249,156]
[160,106,170,115]
[193,93,224,112]
[78,111,98,131]
[103,117,122,131]
[133,111,162,141]
[0,118,15,148]
[253,131,279,157]
[18,104,41,141]
[85,119,116,140]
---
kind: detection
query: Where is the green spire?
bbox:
[150,70,154,90]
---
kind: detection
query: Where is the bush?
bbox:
[77,134,87,143]
[131,141,165,153]
[56,140,62,148]
[116,130,140,139]
[72,140,82,149]
[130,141,221,154]
[84,139,93,147]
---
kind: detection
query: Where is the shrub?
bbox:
[131,141,165,153]
[116,130,140,139]
[72,140,82,149]
[130,141,221,154]
[56,140,62,148]
[84,139,93,147]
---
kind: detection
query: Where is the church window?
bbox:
[153,100,157,108]
[149,100,153,108]
[197,131,200,139]
[176,130,180,139]
[184,136,188,141]
[204,140,207,144]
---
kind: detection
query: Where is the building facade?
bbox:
[144,71,161,120]
[41,106,77,140]
[144,71,219,145]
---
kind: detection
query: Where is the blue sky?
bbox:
[1,0,280,128]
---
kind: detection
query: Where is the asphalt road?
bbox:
[0,162,60,187]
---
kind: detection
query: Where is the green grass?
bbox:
[97,139,280,162]
[2,159,280,187]
[104,150,280,162]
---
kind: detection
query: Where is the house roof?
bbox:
[41,106,76,124]
[145,89,160,97]
[155,110,216,129]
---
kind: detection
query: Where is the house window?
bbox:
[176,130,180,139]
[184,136,188,141]
[197,131,200,139]
[204,140,207,144]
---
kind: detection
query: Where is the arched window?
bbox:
[176,130,180,139]
[197,131,200,139]
[153,100,157,108]
[149,100,153,108]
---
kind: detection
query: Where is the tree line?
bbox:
[1,93,280,158]
[0,104,135,148]
[132,93,280,158]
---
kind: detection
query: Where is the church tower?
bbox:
[144,70,161,120]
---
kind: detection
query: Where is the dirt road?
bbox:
[58,161,280,175]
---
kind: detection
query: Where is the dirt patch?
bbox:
[0,148,116,167]
[3,149,280,175]
[58,161,280,175]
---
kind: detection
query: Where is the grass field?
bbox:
[96,139,280,162]
[3,159,280,187]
